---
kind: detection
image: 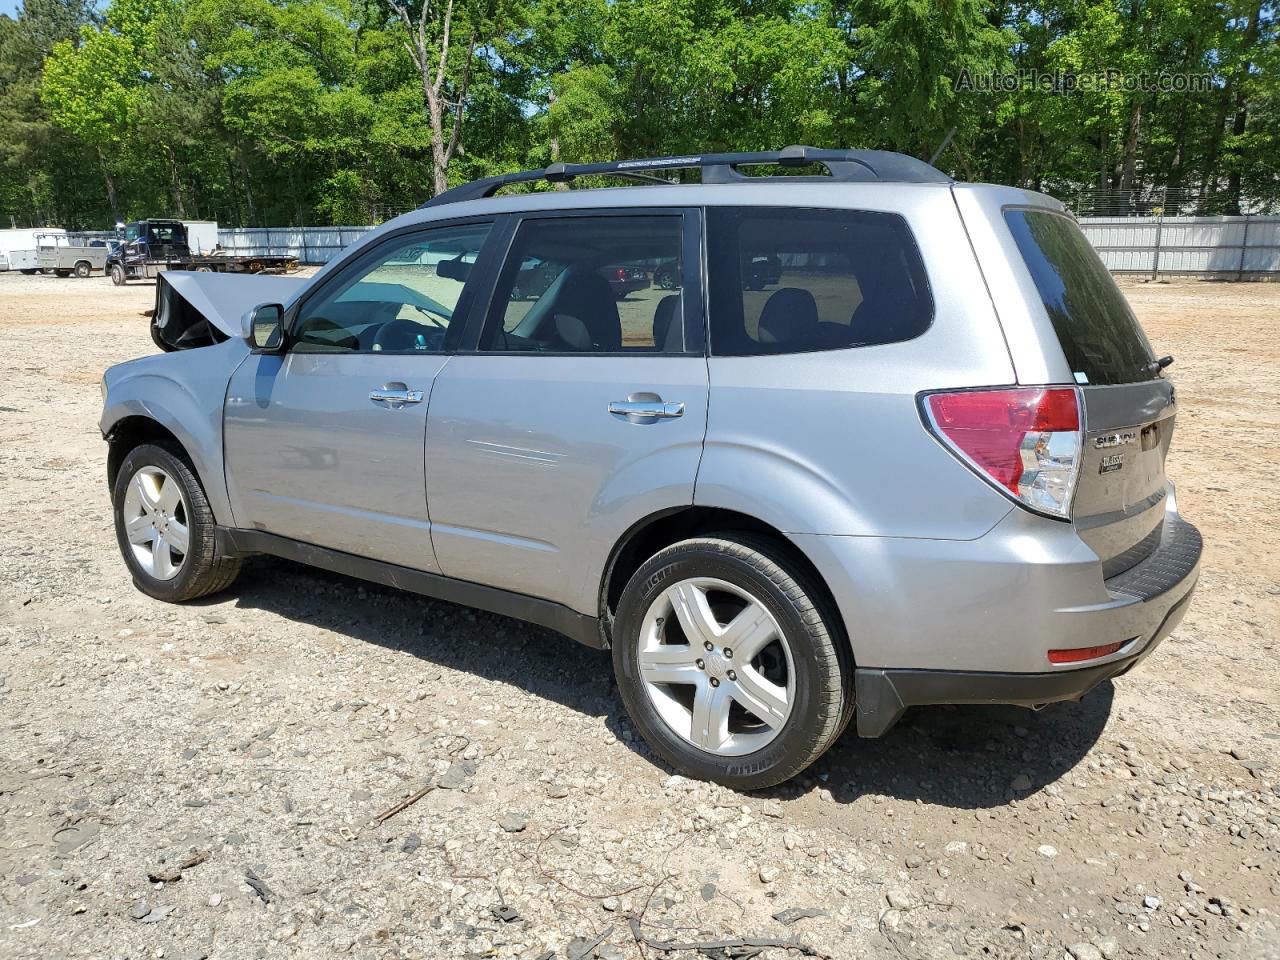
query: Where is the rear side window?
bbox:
[481,215,685,353]
[706,207,932,356]
[1004,209,1155,385]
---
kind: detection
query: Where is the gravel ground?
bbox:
[0,272,1277,960]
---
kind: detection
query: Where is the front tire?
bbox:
[613,536,851,789]
[74,260,91,278]
[112,444,241,602]
[110,263,126,285]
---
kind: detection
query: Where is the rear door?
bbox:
[223,219,496,572]
[425,209,708,613]
[1002,206,1174,575]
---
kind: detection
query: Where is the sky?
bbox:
[1,0,21,17]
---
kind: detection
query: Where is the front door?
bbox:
[426,211,708,613]
[223,220,496,572]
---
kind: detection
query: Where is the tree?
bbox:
[388,0,500,195]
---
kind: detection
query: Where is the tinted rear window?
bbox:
[707,207,932,356]
[1005,209,1155,385]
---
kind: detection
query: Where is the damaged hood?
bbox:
[153,271,309,351]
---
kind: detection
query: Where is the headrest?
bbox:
[758,287,819,346]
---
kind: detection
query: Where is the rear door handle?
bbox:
[608,399,684,420]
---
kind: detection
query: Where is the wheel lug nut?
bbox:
[703,641,713,652]
[709,677,720,687]
[695,658,705,670]
[723,648,733,659]
[727,670,737,682]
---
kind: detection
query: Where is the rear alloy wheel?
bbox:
[113,444,241,602]
[613,536,850,789]
[74,260,91,278]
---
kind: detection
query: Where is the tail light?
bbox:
[923,387,1081,519]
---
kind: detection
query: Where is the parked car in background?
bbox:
[100,146,1200,789]
[604,264,650,299]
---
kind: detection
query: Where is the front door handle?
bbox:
[370,382,424,407]
[609,396,684,421]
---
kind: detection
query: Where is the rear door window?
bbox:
[481,215,685,353]
[1004,208,1156,385]
[706,207,932,356]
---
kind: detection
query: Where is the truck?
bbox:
[106,219,297,285]
[0,227,66,271]
[8,232,106,277]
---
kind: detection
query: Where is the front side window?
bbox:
[481,215,684,353]
[292,222,492,353]
[707,207,932,356]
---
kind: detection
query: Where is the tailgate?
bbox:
[1076,379,1176,575]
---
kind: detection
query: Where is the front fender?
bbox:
[101,341,247,525]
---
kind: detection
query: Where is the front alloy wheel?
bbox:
[112,443,241,602]
[121,465,190,580]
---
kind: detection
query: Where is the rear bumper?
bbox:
[853,579,1196,736]
[792,499,1202,737]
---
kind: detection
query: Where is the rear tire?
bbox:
[55,269,71,277]
[110,263,126,285]
[612,535,851,789]
[112,443,241,603]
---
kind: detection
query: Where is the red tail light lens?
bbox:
[924,387,1082,518]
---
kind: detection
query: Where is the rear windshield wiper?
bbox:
[1144,355,1174,377]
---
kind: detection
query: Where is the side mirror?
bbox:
[244,302,285,351]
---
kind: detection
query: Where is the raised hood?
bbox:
[152,271,308,351]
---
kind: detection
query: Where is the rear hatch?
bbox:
[1004,208,1175,578]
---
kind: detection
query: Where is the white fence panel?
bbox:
[217,225,374,264]
[1078,215,1280,278]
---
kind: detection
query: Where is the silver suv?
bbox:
[101,147,1201,788]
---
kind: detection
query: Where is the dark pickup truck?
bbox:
[107,219,297,285]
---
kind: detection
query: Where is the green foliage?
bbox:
[0,0,1272,227]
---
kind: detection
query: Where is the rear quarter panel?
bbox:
[696,185,1018,540]
[949,184,1076,385]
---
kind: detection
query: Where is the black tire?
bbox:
[55,269,71,277]
[112,443,241,603]
[19,268,36,275]
[110,263,126,285]
[74,260,91,278]
[612,535,851,789]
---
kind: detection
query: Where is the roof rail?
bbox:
[420,145,951,208]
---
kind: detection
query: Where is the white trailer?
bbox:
[1,227,66,270]
[183,221,219,256]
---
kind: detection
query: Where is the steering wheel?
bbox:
[372,316,446,352]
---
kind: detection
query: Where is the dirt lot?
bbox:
[0,273,1277,960]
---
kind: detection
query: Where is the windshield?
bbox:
[149,223,184,244]
[1004,208,1155,385]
